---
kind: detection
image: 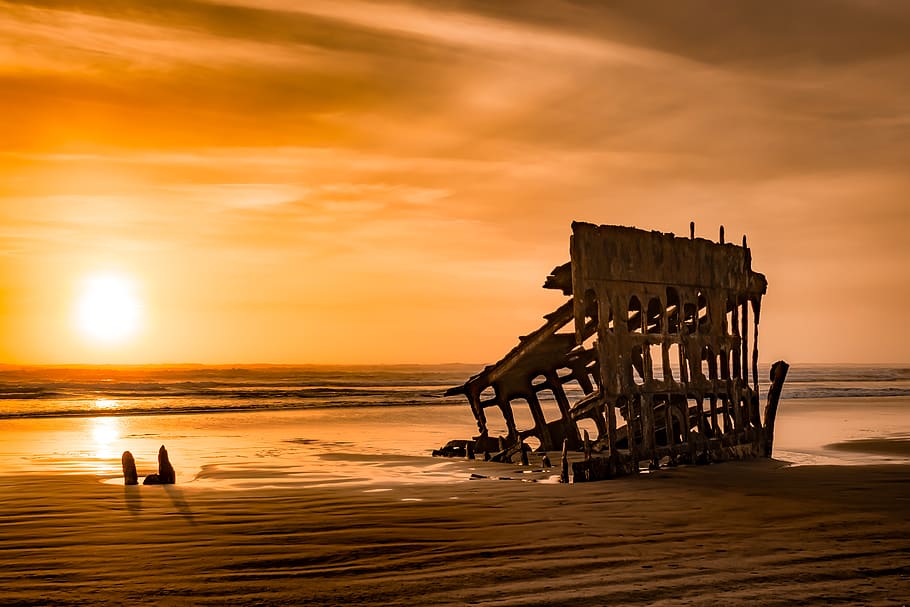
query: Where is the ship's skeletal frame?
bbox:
[442,222,788,481]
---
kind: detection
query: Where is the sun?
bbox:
[76,273,143,343]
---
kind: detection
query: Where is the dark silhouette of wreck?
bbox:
[440,222,789,482]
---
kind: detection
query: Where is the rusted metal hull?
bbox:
[441,223,788,481]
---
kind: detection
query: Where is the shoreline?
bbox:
[1,395,907,487]
[0,397,909,488]
[4,392,910,423]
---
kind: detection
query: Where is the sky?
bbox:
[1,0,909,365]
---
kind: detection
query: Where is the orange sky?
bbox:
[1,0,909,365]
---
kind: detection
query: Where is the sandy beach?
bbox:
[1,462,907,606]
[0,397,908,605]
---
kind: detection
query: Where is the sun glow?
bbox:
[90,417,121,461]
[76,273,143,344]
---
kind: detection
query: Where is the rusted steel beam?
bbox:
[762,360,790,457]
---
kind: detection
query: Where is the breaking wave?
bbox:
[0,363,908,420]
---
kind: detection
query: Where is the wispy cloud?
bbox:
[1,0,909,362]
[0,1,335,74]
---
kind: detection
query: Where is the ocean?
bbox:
[0,363,908,484]
[1,363,909,420]
[0,364,478,419]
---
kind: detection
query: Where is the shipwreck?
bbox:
[439,222,789,482]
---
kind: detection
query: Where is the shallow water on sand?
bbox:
[773,397,910,466]
[0,405,515,489]
[0,397,908,489]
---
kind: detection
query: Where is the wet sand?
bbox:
[1,461,908,606]
[0,398,908,605]
[827,437,910,458]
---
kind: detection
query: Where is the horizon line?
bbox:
[1,360,908,370]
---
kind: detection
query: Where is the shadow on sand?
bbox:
[123,485,141,515]
[164,485,196,525]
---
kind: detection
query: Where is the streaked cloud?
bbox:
[0,0,908,363]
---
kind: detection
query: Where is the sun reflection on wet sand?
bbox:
[88,417,122,472]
